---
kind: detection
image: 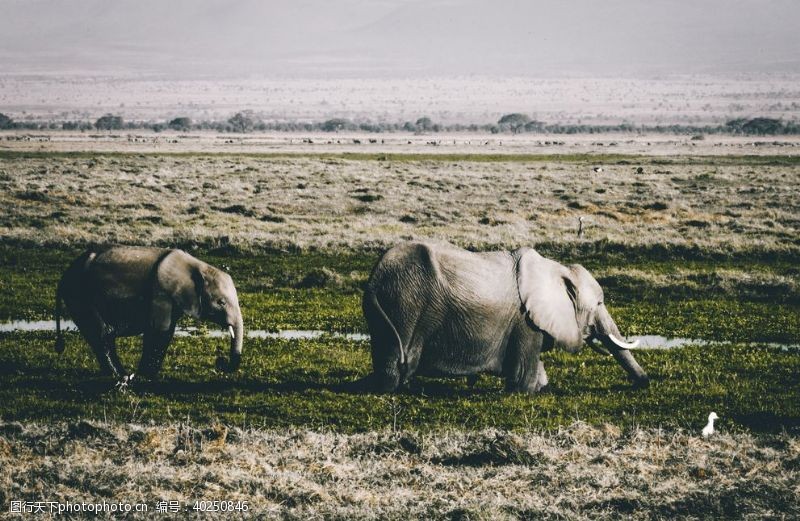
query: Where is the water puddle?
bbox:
[0,319,77,332]
[630,335,707,349]
[632,335,798,352]
[180,327,370,342]
[0,320,369,341]
[0,320,796,350]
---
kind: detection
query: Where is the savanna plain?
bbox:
[0,136,798,519]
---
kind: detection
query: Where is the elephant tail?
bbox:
[365,289,408,385]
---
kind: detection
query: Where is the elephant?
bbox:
[361,240,648,394]
[54,246,243,379]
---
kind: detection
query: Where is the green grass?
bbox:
[239,289,362,331]
[0,332,797,433]
[614,301,800,343]
[2,246,798,338]
[1,245,798,433]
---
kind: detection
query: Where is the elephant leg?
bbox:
[517,357,549,393]
[73,309,125,377]
[398,337,426,390]
[138,325,176,379]
[371,340,402,393]
[104,335,127,377]
[504,337,545,394]
[466,374,480,388]
[369,329,421,393]
[364,292,410,393]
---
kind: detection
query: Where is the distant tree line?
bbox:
[0,113,14,130]
[1,111,798,136]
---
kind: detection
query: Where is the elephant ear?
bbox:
[154,250,203,319]
[516,248,583,351]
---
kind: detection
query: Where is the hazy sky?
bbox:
[1,0,798,77]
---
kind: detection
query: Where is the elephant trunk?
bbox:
[217,309,243,373]
[595,306,649,388]
[606,342,649,388]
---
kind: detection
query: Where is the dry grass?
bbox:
[1,153,798,255]
[1,420,797,519]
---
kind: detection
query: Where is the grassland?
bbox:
[1,151,798,254]
[0,144,798,518]
[0,148,798,430]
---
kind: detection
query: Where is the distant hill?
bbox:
[1,0,799,78]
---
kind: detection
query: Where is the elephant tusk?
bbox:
[228,325,235,339]
[608,333,640,350]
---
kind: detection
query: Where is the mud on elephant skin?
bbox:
[362,240,648,394]
[54,245,244,380]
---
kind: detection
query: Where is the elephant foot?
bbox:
[386,375,412,394]
[343,373,398,394]
[113,373,135,392]
[506,380,548,395]
[535,362,549,390]
[373,367,403,394]
[527,381,550,394]
[508,373,549,395]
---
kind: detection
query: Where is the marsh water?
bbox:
[2,320,797,351]
[0,320,369,342]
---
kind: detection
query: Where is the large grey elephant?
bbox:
[55,246,243,379]
[362,241,648,393]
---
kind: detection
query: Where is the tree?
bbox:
[724,118,747,133]
[0,112,13,129]
[741,117,783,135]
[524,120,545,132]
[726,117,784,135]
[415,117,433,132]
[168,117,192,131]
[228,112,254,133]
[498,113,531,134]
[321,118,351,132]
[95,114,124,130]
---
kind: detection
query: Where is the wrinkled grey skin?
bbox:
[362,241,648,394]
[55,246,243,379]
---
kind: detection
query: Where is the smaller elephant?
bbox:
[362,241,648,394]
[55,246,244,379]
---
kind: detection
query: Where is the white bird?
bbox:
[702,412,719,437]
[592,166,604,173]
